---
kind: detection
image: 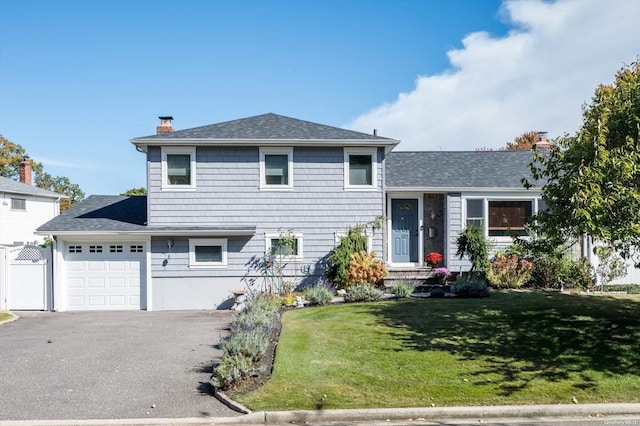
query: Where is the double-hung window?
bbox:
[488,201,532,236]
[11,198,26,211]
[162,147,196,189]
[260,148,293,189]
[265,233,303,260]
[466,199,484,228]
[189,238,227,268]
[344,148,377,189]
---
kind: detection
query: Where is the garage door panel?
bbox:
[65,243,145,310]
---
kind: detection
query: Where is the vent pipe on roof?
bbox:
[373,129,377,136]
[157,116,174,134]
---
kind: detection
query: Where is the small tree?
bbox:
[594,245,628,287]
[456,226,490,277]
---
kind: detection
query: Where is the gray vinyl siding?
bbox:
[147,146,385,282]
[446,193,471,273]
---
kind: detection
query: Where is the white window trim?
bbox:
[259,147,294,190]
[189,238,228,269]
[265,232,303,261]
[161,147,196,190]
[334,231,373,252]
[464,196,542,241]
[344,148,377,190]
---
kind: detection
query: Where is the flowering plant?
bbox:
[424,252,443,267]
[433,267,451,283]
[487,252,534,289]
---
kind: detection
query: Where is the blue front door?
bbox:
[392,199,418,263]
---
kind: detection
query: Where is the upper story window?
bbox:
[162,147,196,190]
[189,238,227,268]
[344,148,377,189]
[11,198,26,211]
[260,148,293,189]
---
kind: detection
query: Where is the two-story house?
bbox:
[37,114,399,311]
[0,157,62,246]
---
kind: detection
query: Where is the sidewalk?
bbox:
[2,403,640,425]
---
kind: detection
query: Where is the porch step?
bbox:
[384,267,433,287]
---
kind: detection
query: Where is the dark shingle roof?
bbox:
[385,151,544,189]
[37,195,148,233]
[132,113,397,142]
[0,176,64,198]
[37,195,257,235]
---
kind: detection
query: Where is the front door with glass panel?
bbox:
[392,199,418,263]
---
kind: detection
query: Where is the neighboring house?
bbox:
[0,158,63,246]
[37,113,399,311]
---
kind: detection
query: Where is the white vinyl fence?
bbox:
[0,245,52,310]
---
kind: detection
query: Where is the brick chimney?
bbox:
[19,155,32,185]
[533,131,552,150]
[156,116,174,134]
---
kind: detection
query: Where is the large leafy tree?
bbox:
[527,61,640,265]
[1,135,84,212]
[504,131,539,151]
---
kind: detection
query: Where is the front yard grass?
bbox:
[236,291,640,410]
[0,312,13,322]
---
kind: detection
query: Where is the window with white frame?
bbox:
[162,147,196,189]
[465,198,537,237]
[189,238,227,268]
[260,148,293,189]
[488,200,532,236]
[265,233,303,260]
[11,198,26,211]
[344,148,377,189]
[465,199,484,228]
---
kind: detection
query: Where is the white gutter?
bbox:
[384,186,542,193]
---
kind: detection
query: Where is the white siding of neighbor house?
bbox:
[0,193,59,245]
[145,145,386,305]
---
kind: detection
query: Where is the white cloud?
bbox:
[347,0,640,151]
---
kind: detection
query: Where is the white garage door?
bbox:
[65,243,145,310]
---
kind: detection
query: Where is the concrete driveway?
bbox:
[0,310,241,421]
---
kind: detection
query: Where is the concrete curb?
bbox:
[1,403,639,425]
[0,311,18,325]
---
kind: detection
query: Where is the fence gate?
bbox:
[7,245,50,310]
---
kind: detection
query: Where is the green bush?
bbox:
[210,354,253,389]
[430,289,445,298]
[456,226,490,276]
[304,285,335,305]
[344,284,384,303]
[390,281,415,298]
[220,328,270,362]
[326,227,369,288]
[566,258,595,290]
[245,294,283,312]
[231,307,278,334]
[601,284,640,293]
[453,277,489,298]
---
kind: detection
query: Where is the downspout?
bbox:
[380,147,387,265]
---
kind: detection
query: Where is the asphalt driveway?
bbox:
[0,310,241,421]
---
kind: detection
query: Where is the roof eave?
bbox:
[385,186,542,193]
[36,228,257,237]
[131,138,400,151]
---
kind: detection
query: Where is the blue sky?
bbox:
[0,0,638,196]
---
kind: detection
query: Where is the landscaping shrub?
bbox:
[487,252,534,289]
[210,354,253,389]
[601,284,640,294]
[211,294,281,390]
[430,289,445,298]
[455,226,490,276]
[566,258,595,290]
[220,328,270,362]
[424,252,443,267]
[453,277,489,298]
[345,251,388,287]
[326,227,369,288]
[344,284,384,303]
[390,281,414,298]
[304,285,335,305]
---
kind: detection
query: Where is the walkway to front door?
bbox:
[391,198,419,263]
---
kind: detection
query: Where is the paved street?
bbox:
[0,310,241,421]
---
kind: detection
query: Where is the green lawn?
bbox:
[0,312,13,322]
[236,291,640,410]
